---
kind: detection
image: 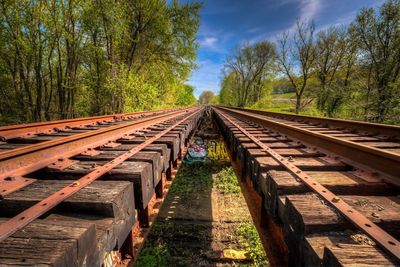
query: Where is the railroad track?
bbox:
[0,108,178,155]
[0,106,203,266]
[0,109,183,141]
[213,106,400,267]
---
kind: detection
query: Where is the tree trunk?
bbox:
[295,93,301,114]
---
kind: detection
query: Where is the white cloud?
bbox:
[249,0,322,44]
[299,0,321,23]
[200,37,218,48]
[285,0,322,34]
[276,0,321,23]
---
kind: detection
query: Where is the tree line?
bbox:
[0,0,201,124]
[219,0,400,123]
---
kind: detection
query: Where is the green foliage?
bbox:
[134,240,171,267]
[224,41,276,107]
[169,164,213,195]
[220,72,239,105]
[351,0,400,122]
[198,90,215,104]
[176,85,197,106]
[0,0,201,123]
[218,0,400,124]
[236,222,269,267]
[215,167,241,194]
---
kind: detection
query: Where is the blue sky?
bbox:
[183,0,383,98]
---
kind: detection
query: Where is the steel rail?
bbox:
[217,107,400,181]
[0,110,191,199]
[0,108,177,141]
[214,108,400,261]
[223,106,400,138]
[0,107,203,242]
[0,108,198,197]
[0,109,182,162]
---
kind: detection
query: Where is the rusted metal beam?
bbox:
[0,176,36,197]
[0,109,176,141]
[223,106,400,138]
[217,107,400,183]
[0,107,203,242]
[0,109,196,190]
[215,108,400,261]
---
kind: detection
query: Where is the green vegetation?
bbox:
[136,152,268,266]
[249,92,323,116]
[236,222,268,267]
[0,0,201,123]
[215,167,241,195]
[169,164,213,195]
[198,90,219,104]
[135,240,171,267]
[219,0,400,124]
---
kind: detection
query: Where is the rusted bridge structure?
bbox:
[0,105,399,266]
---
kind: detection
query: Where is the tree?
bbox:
[225,41,276,107]
[352,0,400,122]
[315,27,357,116]
[277,21,316,113]
[219,72,239,105]
[199,90,215,104]
[176,85,197,106]
[0,0,201,124]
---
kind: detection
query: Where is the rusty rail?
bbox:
[0,109,182,162]
[217,106,400,184]
[0,108,198,197]
[0,108,178,141]
[214,107,400,261]
[223,106,400,138]
[0,107,203,243]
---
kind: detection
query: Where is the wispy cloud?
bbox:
[199,37,218,49]
[248,0,323,43]
[188,0,382,97]
[299,0,321,23]
[284,0,322,34]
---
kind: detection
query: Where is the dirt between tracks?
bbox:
[134,159,268,267]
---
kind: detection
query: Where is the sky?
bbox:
[182,0,384,98]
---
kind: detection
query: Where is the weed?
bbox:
[169,164,213,195]
[134,241,171,267]
[235,222,269,267]
[215,167,241,195]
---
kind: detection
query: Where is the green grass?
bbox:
[169,164,213,195]
[134,241,171,267]
[135,143,268,266]
[235,222,269,267]
[248,92,323,116]
[214,167,241,195]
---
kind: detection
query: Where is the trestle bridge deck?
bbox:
[0,105,399,266]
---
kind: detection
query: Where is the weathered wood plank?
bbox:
[323,243,398,267]
[256,156,349,172]
[102,143,170,172]
[249,157,349,194]
[119,136,180,162]
[1,180,135,223]
[264,170,397,219]
[283,194,400,266]
[44,213,120,260]
[0,218,98,267]
[74,151,162,189]
[284,194,400,239]
[304,232,374,267]
[39,161,153,210]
